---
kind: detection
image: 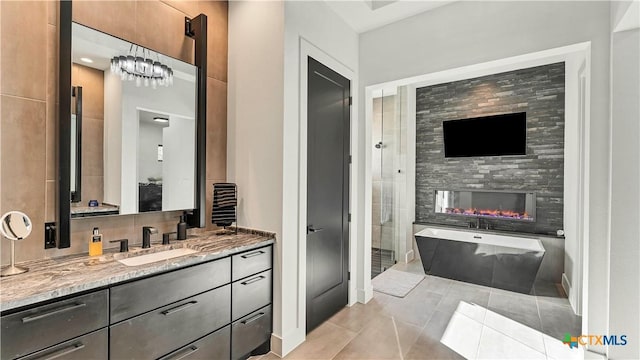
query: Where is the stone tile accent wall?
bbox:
[415,63,565,235]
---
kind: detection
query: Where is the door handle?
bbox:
[307,225,324,234]
[161,301,198,316]
[161,346,199,360]
[241,275,266,285]
[21,303,86,323]
[30,343,85,360]
[241,312,265,325]
[241,250,265,259]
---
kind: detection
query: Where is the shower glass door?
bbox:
[372,89,398,278]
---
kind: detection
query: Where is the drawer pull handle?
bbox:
[241,275,265,285]
[241,312,265,325]
[164,345,199,360]
[21,302,87,323]
[241,250,265,259]
[161,301,198,316]
[32,343,85,360]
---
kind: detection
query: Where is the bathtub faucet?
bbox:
[469,217,481,229]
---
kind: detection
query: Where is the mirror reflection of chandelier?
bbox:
[110,45,174,89]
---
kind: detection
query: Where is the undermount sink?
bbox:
[117,248,199,266]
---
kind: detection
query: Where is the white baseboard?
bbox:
[562,273,571,297]
[562,273,581,315]
[358,286,373,304]
[270,334,283,357]
[404,249,415,263]
[270,326,306,358]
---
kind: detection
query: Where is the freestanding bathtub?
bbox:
[415,226,545,294]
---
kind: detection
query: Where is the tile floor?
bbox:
[254,260,582,360]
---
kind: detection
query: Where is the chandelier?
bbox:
[110,45,173,89]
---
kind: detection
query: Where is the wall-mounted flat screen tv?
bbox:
[443,112,526,157]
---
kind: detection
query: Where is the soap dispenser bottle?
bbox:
[89,227,103,256]
[177,213,187,240]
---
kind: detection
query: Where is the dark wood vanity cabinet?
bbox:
[231,246,273,359]
[0,244,273,360]
[110,285,231,359]
[0,290,109,360]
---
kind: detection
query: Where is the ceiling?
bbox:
[323,0,455,33]
[72,23,196,82]
[139,109,171,127]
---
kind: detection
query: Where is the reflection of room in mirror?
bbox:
[71,63,105,206]
[70,22,197,218]
[137,109,195,213]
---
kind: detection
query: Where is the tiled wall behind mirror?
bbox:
[0,0,228,264]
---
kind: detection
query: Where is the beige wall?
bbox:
[0,0,228,264]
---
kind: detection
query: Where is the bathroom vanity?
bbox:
[0,230,274,360]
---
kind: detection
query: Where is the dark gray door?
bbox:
[306,57,350,333]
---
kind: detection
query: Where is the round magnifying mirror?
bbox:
[1,211,32,240]
[1,211,31,276]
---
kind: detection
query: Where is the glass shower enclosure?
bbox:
[371,89,404,278]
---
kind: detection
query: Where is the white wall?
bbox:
[359,1,611,350]
[162,116,195,211]
[608,24,640,359]
[227,0,286,351]
[103,71,122,206]
[280,1,359,355]
[228,1,358,356]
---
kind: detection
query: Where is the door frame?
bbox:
[298,40,359,333]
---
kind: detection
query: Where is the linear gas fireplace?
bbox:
[434,189,536,221]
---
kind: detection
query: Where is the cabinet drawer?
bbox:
[110,285,231,360]
[231,305,272,360]
[232,246,272,281]
[1,290,108,360]
[158,326,230,360]
[111,257,230,323]
[232,270,271,321]
[17,328,108,360]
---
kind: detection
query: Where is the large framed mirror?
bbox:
[57,2,207,248]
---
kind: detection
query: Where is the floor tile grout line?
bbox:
[481,314,549,357]
[329,314,392,360]
[474,323,486,360]
[534,294,550,357]
[328,327,359,360]
[452,297,547,359]
[391,316,404,360]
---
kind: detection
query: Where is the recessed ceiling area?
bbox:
[324,0,455,33]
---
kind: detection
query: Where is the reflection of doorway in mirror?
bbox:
[161,115,195,212]
[136,109,195,213]
[138,110,167,213]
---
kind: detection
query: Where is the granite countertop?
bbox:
[0,228,275,312]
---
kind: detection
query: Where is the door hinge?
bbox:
[348,155,352,164]
[348,96,352,106]
[348,213,351,222]
[348,272,351,280]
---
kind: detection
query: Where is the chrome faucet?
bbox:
[142,226,157,249]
